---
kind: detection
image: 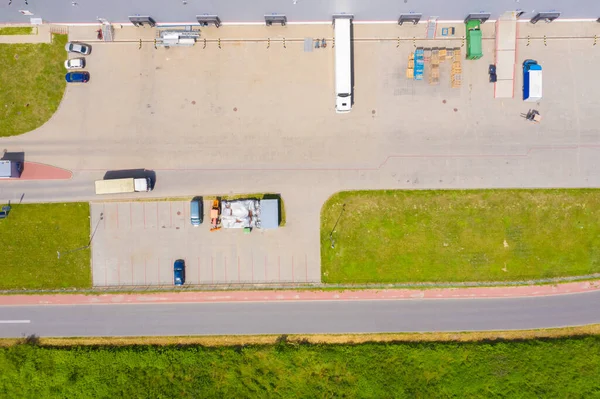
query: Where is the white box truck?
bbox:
[95,178,151,194]
[334,15,353,113]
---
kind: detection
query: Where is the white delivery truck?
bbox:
[334,15,353,113]
[95,178,152,194]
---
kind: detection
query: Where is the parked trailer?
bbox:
[334,15,353,113]
[523,59,542,102]
[94,178,151,194]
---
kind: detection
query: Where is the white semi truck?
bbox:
[94,177,152,194]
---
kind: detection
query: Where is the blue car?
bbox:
[65,71,90,83]
[174,259,185,286]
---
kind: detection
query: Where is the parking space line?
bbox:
[131,256,134,284]
[198,257,200,283]
[224,256,227,282]
[278,256,281,282]
[130,203,132,229]
[238,256,241,283]
[292,256,295,283]
[211,256,214,284]
[104,259,107,286]
[103,204,106,229]
[117,259,120,285]
[143,203,146,229]
[265,256,268,281]
[251,252,254,283]
[116,203,119,229]
[144,258,147,285]
[156,204,159,230]
[170,202,172,228]
[157,257,160,282]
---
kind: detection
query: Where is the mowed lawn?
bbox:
[0,34,67,137]
[321,189,600,283]
[1,337,599,397]
[0,203,91,289]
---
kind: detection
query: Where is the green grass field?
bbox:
[0,34,67,137]
[0,202,91,289]
[0,27,33,35]
[321,189,600,283]
[1,337,599,397]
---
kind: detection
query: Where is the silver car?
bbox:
[64,57,86,69]
[65,42,91,55]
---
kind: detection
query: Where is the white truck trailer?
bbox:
[94,178,152,194]
[334,15,353,113]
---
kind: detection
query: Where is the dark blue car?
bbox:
[174,259,185,286]
[65,71,90,83]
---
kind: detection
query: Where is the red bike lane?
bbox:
[1,280,599,306]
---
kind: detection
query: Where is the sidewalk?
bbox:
[1,280,599,306]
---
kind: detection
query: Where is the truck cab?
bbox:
[0,160,23,179]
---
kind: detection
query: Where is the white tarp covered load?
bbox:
[221,199,262,229]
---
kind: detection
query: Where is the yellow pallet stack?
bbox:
[451,47,462,88]
[429,48,440,85]
[406,52,415,79]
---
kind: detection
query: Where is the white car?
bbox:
[64,57,86,69]
[65,42,91,55]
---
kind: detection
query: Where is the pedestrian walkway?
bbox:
[0,24,52,43]
[1,279,599,306]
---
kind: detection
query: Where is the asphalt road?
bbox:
[1,292,600,338]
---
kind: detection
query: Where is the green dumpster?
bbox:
[465,20,482,60]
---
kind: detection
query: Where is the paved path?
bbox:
[1,289,600,337]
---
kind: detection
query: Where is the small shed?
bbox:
[260,199,280,229]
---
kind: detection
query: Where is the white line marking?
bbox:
[0,320,31,324]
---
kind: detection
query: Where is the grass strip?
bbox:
[0,27,33,35]
[0,34,66,137]
[322,189,600,283]
[1,333,599,397]
[0,202,91,289]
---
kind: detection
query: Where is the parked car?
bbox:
[64,57,86,69]
[65,42,91,55]
[190,197,203,226]
[65,71,90,83]
[174,259,186,286]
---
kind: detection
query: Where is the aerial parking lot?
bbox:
[91,200,318,287]
[3,21,600,288]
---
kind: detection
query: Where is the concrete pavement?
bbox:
[91,200,319,286]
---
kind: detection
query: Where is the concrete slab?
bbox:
[496,50,516,79]
[91,200,308,286]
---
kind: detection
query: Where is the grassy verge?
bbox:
[0,34,67,137]
[0,202,91,289]
[0,27,33,35]
[1,335,599,397]
[322,189,600,283]
[1,324,599,347]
